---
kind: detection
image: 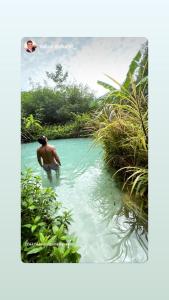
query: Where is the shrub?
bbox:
[21,169,81,263]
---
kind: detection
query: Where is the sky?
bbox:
[21,37,146,97]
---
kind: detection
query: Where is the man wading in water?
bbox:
[37,136,61,182]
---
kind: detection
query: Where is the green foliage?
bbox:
[21,169,81,263]
[95,42,148,216]
[21,113,94,142]
[97,80,116,91]
[43,113,96,139]
[114,166,148,198]
[21,84,97,125]
[21,114,42,142]
[21,63,99,142]
[123,50,142,89]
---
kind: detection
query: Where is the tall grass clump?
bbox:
[95,42,148,217]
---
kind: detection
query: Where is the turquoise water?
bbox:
[21,138,147,262]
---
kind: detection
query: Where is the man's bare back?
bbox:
[37,136,61,181]
[37,144,58,164]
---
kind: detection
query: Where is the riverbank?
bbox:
[21,113,97,143]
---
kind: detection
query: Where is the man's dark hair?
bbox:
[27,40,33,45]
[38,136,47,146]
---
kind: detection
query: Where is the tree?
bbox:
[46,64,68,90]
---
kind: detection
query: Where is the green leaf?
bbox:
[39,232,46,243]
[136,76,148,88]
[31,225,37,233]
[97,80,117,91]
[38,222,46,227]
[34,216,41,224]
[123,50,142,88]
[27,247,44,255]
[29,205,36,210]
[52,225,59,234]
[47,236,56,245]
[70,246,79,254]
[23,224,32,228]
[63,248,70,257]
[60,235,68,241]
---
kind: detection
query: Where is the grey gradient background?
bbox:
[0,0,169,299]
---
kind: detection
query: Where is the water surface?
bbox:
[21,138,147,262]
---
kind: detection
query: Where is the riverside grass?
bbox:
[95,44,148,220]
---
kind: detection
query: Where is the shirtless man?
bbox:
[37,136,61,181]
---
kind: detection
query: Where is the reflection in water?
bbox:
[90,166,122,221]
[21,138,148,262]
[90,165,148,262]
[107,210,148,262]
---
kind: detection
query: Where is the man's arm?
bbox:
[52,148,61,166]
[37,150,43,167]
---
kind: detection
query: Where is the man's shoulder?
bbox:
[37,147,42,152]
[48,144,55,150]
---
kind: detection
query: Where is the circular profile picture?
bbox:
[24,40,37,53]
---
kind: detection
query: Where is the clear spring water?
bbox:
[21,138,148,263]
